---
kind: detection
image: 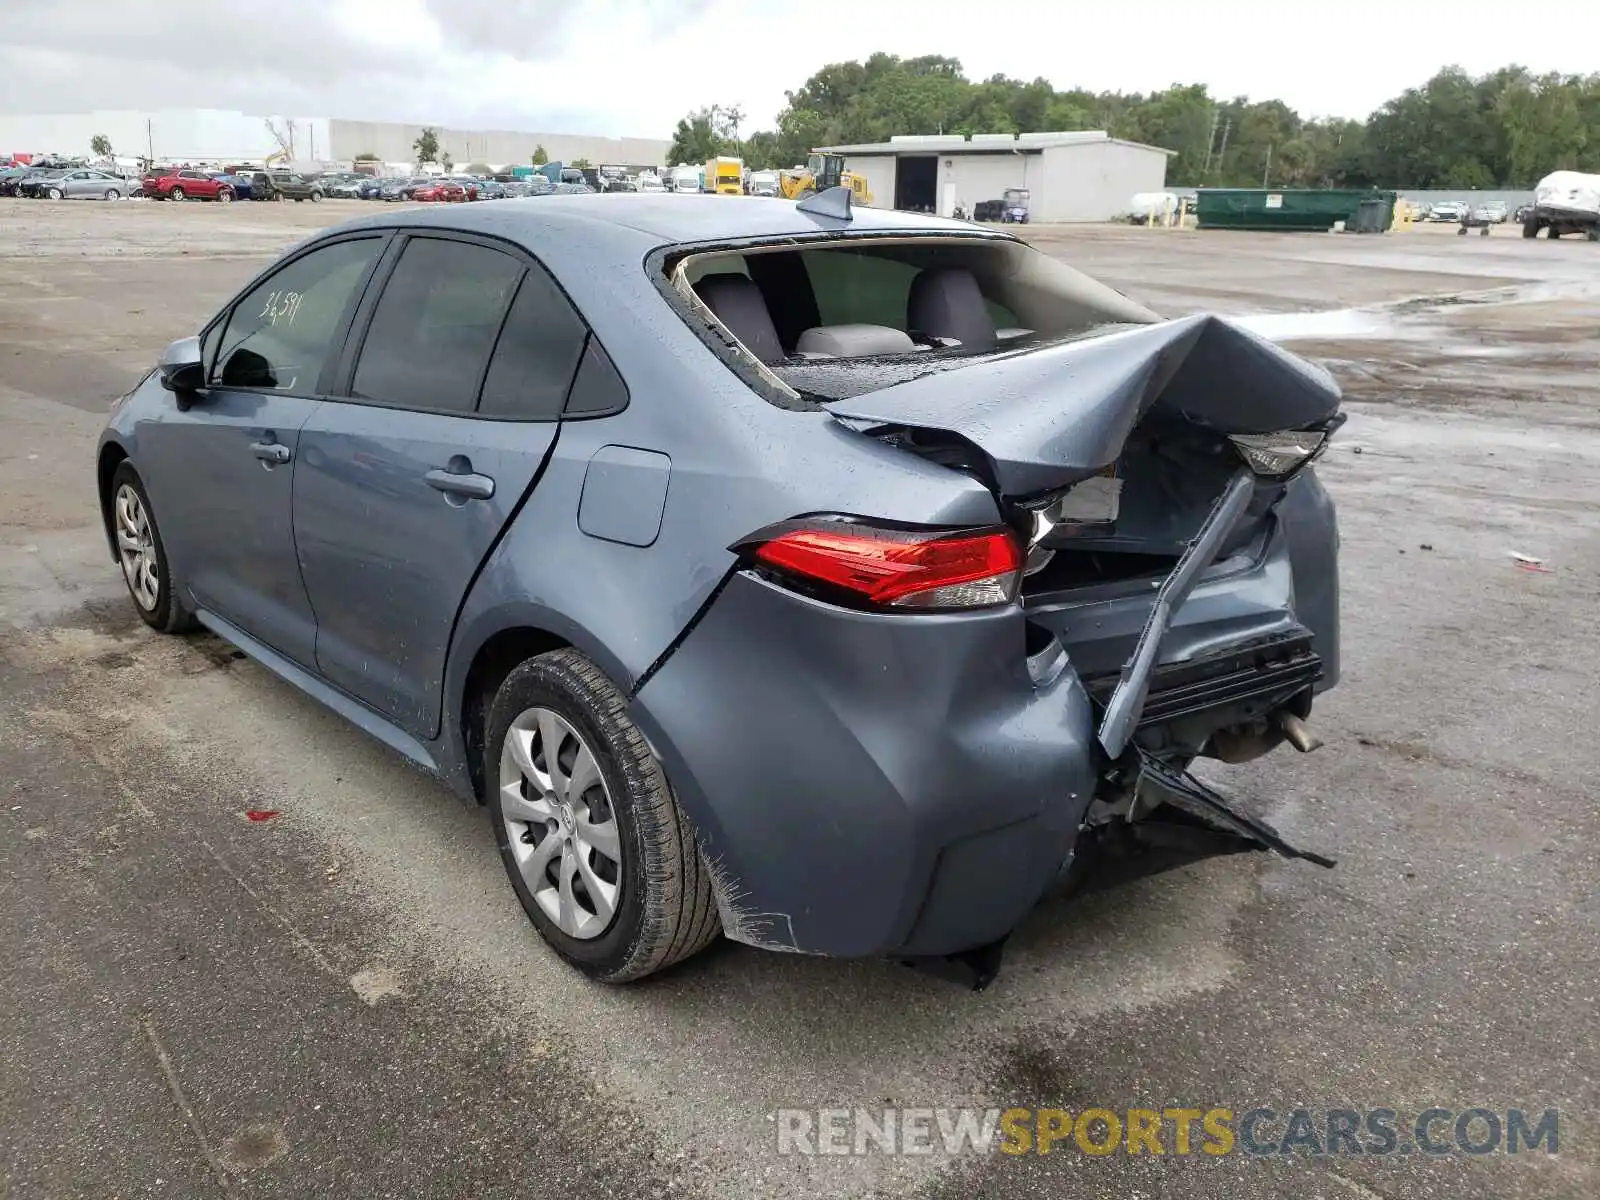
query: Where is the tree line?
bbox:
[669,55,1600,189]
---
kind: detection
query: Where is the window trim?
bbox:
[203,231,392,398]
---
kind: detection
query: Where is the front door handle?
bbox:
[425,467,495,501]
[250,440,291,465]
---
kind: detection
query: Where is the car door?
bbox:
[59,170,87,198]
[135,234,388,666]
[293,233,591,739]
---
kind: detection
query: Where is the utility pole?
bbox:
[1215,118,1231,181]
[1202,107,1220,176]
[1263,142,1273,188]
[146,117,153,161]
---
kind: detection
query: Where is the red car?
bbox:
[412,181,469,203]
[141,169,236,203]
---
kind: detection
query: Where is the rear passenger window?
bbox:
[212,237,382,392]
[351,238,523,413]
[800,249,917,328]
[478,264,589,419]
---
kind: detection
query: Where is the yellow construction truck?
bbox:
[779,152,872,206]
[704,156,744,195]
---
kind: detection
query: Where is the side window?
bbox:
[800,249,917,328]
[478,263,590,419]
[350,238,523,414]
[211,237,382,392]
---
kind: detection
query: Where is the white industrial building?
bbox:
[0,109,669,170]
[818,131,1174,222]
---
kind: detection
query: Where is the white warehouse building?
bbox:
[818,131,1174,221]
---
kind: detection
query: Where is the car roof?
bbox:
[320,194,1003,253]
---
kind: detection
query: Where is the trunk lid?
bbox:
[823,314,1341,502]
[824,314,1341,749]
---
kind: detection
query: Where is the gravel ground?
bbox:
[1,198,1596,1199]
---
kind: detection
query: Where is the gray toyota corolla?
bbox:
[97,191,1341,986]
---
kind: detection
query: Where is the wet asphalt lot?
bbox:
[1,200,1597,1199]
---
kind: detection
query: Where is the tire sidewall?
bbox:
[486,654,655,977]
[110,461,187,632]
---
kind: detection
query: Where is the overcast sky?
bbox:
[3,0,1597,137]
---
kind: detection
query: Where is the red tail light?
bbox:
[742,520,1024,611]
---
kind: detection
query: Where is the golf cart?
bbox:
[1000,187,1030,224]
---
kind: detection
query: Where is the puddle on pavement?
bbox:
[1234,277,1600,361]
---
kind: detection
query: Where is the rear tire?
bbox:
[169,187,185,202]
[486,649,720,983]
[1548,226,1561,239]
[108,462,197,634]
[1523,217,1539,238]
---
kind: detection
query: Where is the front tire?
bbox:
[309,190,322,203]
[105,188,121,201]
[109,462,196,634]
[217,188,233,204]
[487,649,719,982]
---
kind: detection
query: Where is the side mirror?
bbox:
[159,336,205,395]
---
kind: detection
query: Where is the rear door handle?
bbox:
[425,468,495,501]
[250,440,291,464]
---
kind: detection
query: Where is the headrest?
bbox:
[696,274,785,364]
[907,267,997,353]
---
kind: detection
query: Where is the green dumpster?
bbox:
[1195,189,1398,232]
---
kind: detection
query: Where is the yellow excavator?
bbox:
[780,152,872,206]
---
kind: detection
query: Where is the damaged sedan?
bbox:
[96,189,1340,986]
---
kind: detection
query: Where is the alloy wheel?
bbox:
[114,483,160,611]
[498,706,622,940]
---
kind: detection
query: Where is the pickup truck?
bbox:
[1523,171,1600,240]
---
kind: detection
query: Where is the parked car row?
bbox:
[1,163,142,198]
[140,169,330,203]
[3,160,605,207]
[1413,199,1511,224]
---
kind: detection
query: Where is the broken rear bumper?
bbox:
[629,471,1339,962]
[631,571,1098,959]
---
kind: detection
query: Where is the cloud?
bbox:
[3,1,1599,139]
[0,0,718,134]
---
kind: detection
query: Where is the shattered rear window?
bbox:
[667,234,1160,407]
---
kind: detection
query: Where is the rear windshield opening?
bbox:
[670,235,1158,404]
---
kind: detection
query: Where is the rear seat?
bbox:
[695,274,786,364]
[907,267,997,352]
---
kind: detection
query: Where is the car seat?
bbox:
[906,267,997,353]
[696,275,786,364]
